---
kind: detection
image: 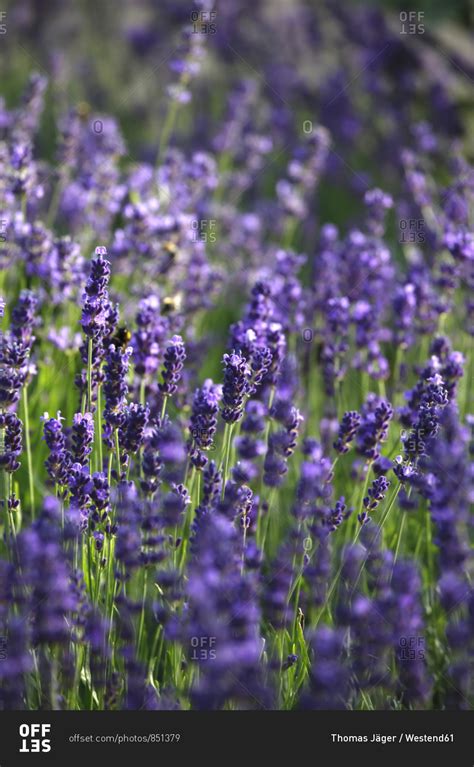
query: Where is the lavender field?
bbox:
[0,0,473,712]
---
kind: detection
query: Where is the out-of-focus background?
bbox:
[0,0,472,162]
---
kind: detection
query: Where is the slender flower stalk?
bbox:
[21,386,35,517]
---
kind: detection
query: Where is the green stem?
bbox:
[22,386,35,518]
[258,486,277,552]
[359,462,372,516]
[139,380,146,406]
[179,466,197,570]
[107,452,113,487]
[148,626,162,679]
[241,501,250,576]
[96,383,103,473]
[425,503,434,584]
[138,380,147,480]
[345,460,372,545]
[223,423,234,490]
[160,395,168,422]
[87,535,94,601]
[3,469,10,550]
[50,647,58,710]
[392,513,406,569]
[137,568,148,659]
[114,429,121,479]
[258,385,276,500]
[157,72,190,161]
[105,536,116,643]
[86,338,93,413]
[94,556,103,605]
[158,100,179,160]
[195,469,201,508]
[46,174,67,229]
[220,422,234,498]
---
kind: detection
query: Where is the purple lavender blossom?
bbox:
[17,499,77,648]
[364,187,393,237]
[363,476,390,511]
[356,396,393,461]
[103,344,132,444]
[9,142,35,197]
[71,412,94,466]
[221,351,251,424]
[132,295,170,379]
[264,402,303,487]
[188,378,222,469]
[42,412,70,485]
[301,627,349,710]
[80,251,112,341]
[0,412,22,473]
[334,410,361,454]
[185,510,268,709]
[120,403,150,456]
[11,290,38,346]
[158,335,186,398]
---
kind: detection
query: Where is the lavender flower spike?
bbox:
[80,251,111,340]
[159,335,186,397]
[334,410,361,454]
[221,351,251,424]
[71,411,94,466]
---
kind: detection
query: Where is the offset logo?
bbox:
[19,724,52,753]
[399,11,425,34]
[191,9,217,34]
